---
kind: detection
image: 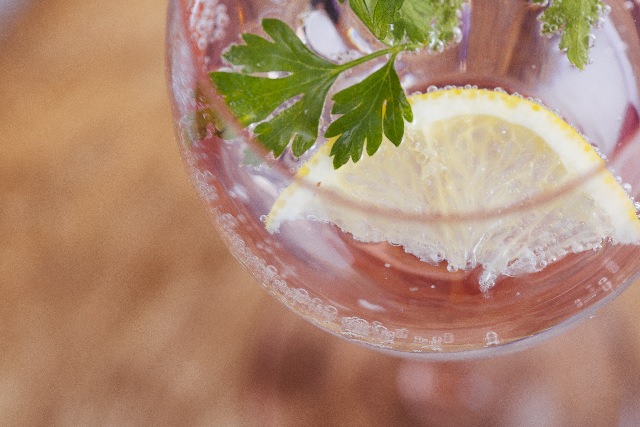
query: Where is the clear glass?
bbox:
[166,0,640,357]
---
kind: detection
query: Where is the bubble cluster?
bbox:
[412,333,455,352]
[341,317,411,347]
[189,0,230,52]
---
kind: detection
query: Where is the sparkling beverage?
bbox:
[168,0,640,355]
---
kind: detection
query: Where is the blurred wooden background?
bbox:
[3,0,640,426]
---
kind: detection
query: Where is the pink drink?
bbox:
[168,0,640,355]
[180,107,640,354]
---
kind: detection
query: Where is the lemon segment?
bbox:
[266,88,640,291]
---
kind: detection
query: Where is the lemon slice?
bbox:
[266,88,640,291]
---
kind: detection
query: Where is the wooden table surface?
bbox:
[3,1,640,426]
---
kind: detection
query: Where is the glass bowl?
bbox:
[166,0,640,357]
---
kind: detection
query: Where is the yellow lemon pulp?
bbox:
[266,88,640,291]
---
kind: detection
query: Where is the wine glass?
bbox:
[166,0,640,357]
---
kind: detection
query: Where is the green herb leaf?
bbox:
[392,0,464,50]
[181,86,233,146]
[211,18,341,157]
[338,0,405,42]
[325,55,412,168]
[339,0,464,49]
[535,0,606,70]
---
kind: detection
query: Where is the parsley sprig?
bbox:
[211,18,411,168]
[211,0,607,168]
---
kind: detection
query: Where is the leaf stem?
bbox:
[334,44,411,73]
